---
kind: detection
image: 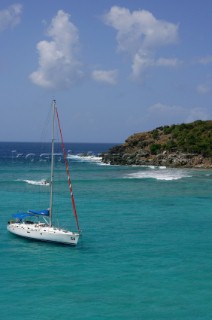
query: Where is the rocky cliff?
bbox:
[101,120,212,168]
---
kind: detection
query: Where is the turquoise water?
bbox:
[1,143,212,319]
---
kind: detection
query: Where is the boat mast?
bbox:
[49,99,56,226]
[55,106,81,233]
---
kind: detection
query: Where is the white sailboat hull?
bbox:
[7,101,81,246]
[7,223,79,245]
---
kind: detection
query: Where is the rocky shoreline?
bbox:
[101,149,212,168]
[101,120,212,168]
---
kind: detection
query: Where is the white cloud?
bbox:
[0,4,22,32]
[131,54,182,79]
[103,6,179,79]
[155,58,182,67]
[30,10,83,89]
[91,69,118,85]
[131,51,154,79]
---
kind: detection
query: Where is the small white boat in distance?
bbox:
[7,100,81,245]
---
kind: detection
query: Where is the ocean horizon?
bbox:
[1,141,212,319]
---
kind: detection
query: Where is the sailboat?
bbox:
[7,100,81,245]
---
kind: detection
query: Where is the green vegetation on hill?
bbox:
[102,120,212,167]
[124,120,212,156]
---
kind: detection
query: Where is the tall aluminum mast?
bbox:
[49,99,56,226]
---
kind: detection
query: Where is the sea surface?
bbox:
[1,142,212,319]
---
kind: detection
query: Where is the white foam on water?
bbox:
[124,168,192,181]
[67,154,102,164]
[21,179,50,186]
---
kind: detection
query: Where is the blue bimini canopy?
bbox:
[28,209,49,216]
[12,210,49,220]
[12,212,32,219]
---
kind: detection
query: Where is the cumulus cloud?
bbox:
[91,69,118,85]
[0,3,22,32]
[30,10,83,89]
[103,6,180,79]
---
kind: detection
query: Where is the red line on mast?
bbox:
[55,108,80,233]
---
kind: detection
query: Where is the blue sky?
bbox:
[0,0,212,143]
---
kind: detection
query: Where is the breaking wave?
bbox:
[124,167,192,181]
[67,154,102,164]
[19,179,50,186]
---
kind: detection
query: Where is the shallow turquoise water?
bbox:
[1,144,212,319]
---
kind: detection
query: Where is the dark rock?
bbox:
[101,120,212,168]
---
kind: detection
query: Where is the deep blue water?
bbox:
[1,142,212,319]
[0,141,115,160]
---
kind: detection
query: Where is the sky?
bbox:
[0,0,212,143]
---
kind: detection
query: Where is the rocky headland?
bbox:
[101,120,212,168]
